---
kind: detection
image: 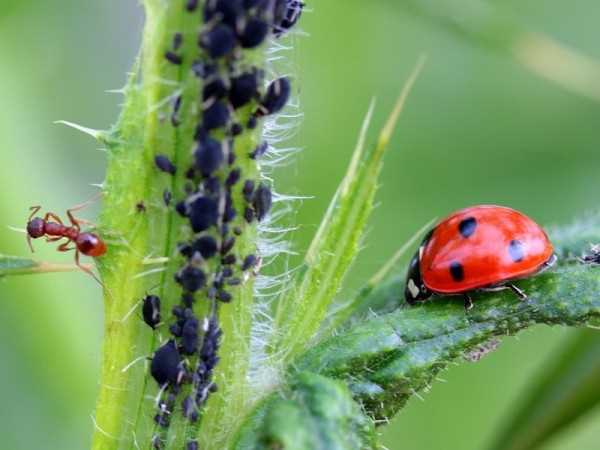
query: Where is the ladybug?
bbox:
[404,205,556,309]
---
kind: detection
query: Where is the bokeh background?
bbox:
[0,1,599,449]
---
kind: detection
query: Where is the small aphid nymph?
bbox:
[142,295,162,329]
[155,155,177,175]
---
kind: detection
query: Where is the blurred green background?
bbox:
[0,1,599,449]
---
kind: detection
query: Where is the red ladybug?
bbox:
[405,205,556,309]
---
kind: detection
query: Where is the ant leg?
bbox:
[28,206,41,222]
[57,241,75,252]
[44,212,65,226]
[463,294,474,311]
[66,209,96,230]
[45,236,63,243]
[66,193,102,228]
[509,284,528,301]
[74,249,105,287]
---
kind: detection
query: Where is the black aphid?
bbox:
[150,340,182,386]
[247,116,258,129]
[199,24,237,59]
[181,317,199,355]
[230,123,243,136]
[227,277,242,286]
[250,142,268,159]
[171,94,182,127]
[192,235,219,259]
[188,196,219,232]
[165,51,183,65]
[222,254,236,265]
[203,100,230,130]
[253,183,272,221]
[218,290,232,303]
[203,177,221,195]
[175,265,207,292]
[242,179,255,202]
[226,168,241,186]
[136,201,146,213]
[163,189,172,206]
[229,72,259,109]
[200,316,222,368]
[155,155,176,175]
[238,18,269,48]
[154,412,170,428]
[233,226,242,236]
[221,236,236,255]
[273,0,304,36]
[203,78,228,101]
[142,294,161,329]
[257,77,290,116]
[175,201,188,217]
[223,194,237,223]
[228,147,236,165]
[172,305,185,318]
[242,254,257,271]
[191,60,216,79]
[221,267,234,278]
[194,138,224,177]
[204,0,244,26]
[182,395,199,422]
[173,33,183,50]
[186,441,199,450]
[244,0,268,8]
[169,323,182,337]
[182,292,195,308]
[244,206,255,223]
[186,0,199,12]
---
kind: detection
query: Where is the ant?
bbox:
[26,203,106,282]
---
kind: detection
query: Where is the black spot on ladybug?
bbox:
[458,217,477,238]
[449,261,464,282]
[508,240,525,262]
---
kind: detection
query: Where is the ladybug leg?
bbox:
[463,294,474,311]
[508,284,527,301]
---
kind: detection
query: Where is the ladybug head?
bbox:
[404,251,431,304]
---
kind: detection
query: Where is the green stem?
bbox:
[92,1,265,449]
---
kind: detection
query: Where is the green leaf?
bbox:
[488,329,600,450]
[231,372,378,450]
[270,57,426,364]
[0,254,89,277]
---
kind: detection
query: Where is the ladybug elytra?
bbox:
[405,205,556,309]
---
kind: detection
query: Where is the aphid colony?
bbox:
[145,1,303,448]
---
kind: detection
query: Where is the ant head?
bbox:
[27,217,45,239]
[76,232,107,257]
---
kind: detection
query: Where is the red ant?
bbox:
[26,204,106,281]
